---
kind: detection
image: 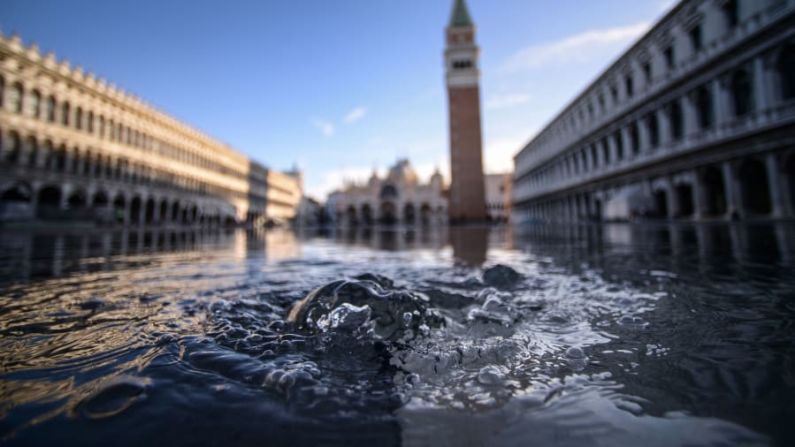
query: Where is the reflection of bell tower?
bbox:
[445,0,486,222]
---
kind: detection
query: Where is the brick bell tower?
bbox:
[445,0,486,222]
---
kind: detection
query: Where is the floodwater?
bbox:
[0,224,794,446]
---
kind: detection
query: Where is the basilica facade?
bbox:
[328,159,447,226]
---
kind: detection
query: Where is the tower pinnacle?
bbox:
[449,0,474,28]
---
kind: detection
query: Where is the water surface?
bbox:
[1,224,794,446]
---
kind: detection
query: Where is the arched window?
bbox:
[42,140,53,170]
[5,132,21,163]
[722,0,739,30]
[98,115,105,138]
[647,112,659,148]
[380,184,399,200]
[731,69,754,117]
[629,123,640,155]
[83,150,92,175]
[624,74,634,98]
[75,107,83,130]
[26,137,38,167]
[29,90,41,118]
[669,100,683,141]
[601,137,611,164]
[11,82,24,113]
[87,111,94,133]
[54,145,67,172]
[778,44,795,100]
[695,86,713,129]
[614,131,624,160]
[61,102,71,126]
[45,96,56,122]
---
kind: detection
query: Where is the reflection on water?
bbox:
[0,224,793,446]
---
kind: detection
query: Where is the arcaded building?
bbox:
[264,169,303,224]
[0,33,301,226]
[330,159,447,227]
[513,0,795,222]
[445,0,487,222]
[485,173,512,222]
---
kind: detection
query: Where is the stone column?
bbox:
[712,77,729,128]
[722,161,741,219]
[139,198,147,227]
[30,184,40,219]
[692,170,707,220]
[638,117,651,153]
[60,185,71,210]
[607,135,617,165]
[585,145,594,172]
[123,199,131,226]
[624,126,636,160]
[753,56,772,114]
[658,107,672,148]
[682,93,698,138]
[765,153,788,218]
[153,197,162,225]
[667,182,679,219]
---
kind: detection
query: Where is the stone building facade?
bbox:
[0,33,301,226]
[485,173,512,222]
[513,0,795,222]
[265,169,303,225]
[445,0,487,222]
[329,159,447,227]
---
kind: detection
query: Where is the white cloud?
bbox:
[483,133,536,174]
[501,22,651,73]
[311,118,335,137]
[307,165,375,199]
[343,106,368,124]
[486,93,531,110]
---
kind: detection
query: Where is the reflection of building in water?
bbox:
[512,223,795,268]
[485,173,512,222]
[0,228,249,282]
[513,0,795,222]
[263,229,301,261]
[330,227,449,252]
[449,226,488,265]
[329,159,448,227]
[0,33,302,226]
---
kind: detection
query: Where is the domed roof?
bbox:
[387,159,418,185]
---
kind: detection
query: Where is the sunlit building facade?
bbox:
[0,33,301,226]
[513,0,795,222]
[265,169,303,225]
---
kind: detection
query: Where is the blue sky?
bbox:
[1,0,674,198]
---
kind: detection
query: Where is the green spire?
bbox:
[449,0,474,28]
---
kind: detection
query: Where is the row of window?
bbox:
[0,75,247,181]
[522,50,795,189]
[0,131,259,202]
[523,0,743,158]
